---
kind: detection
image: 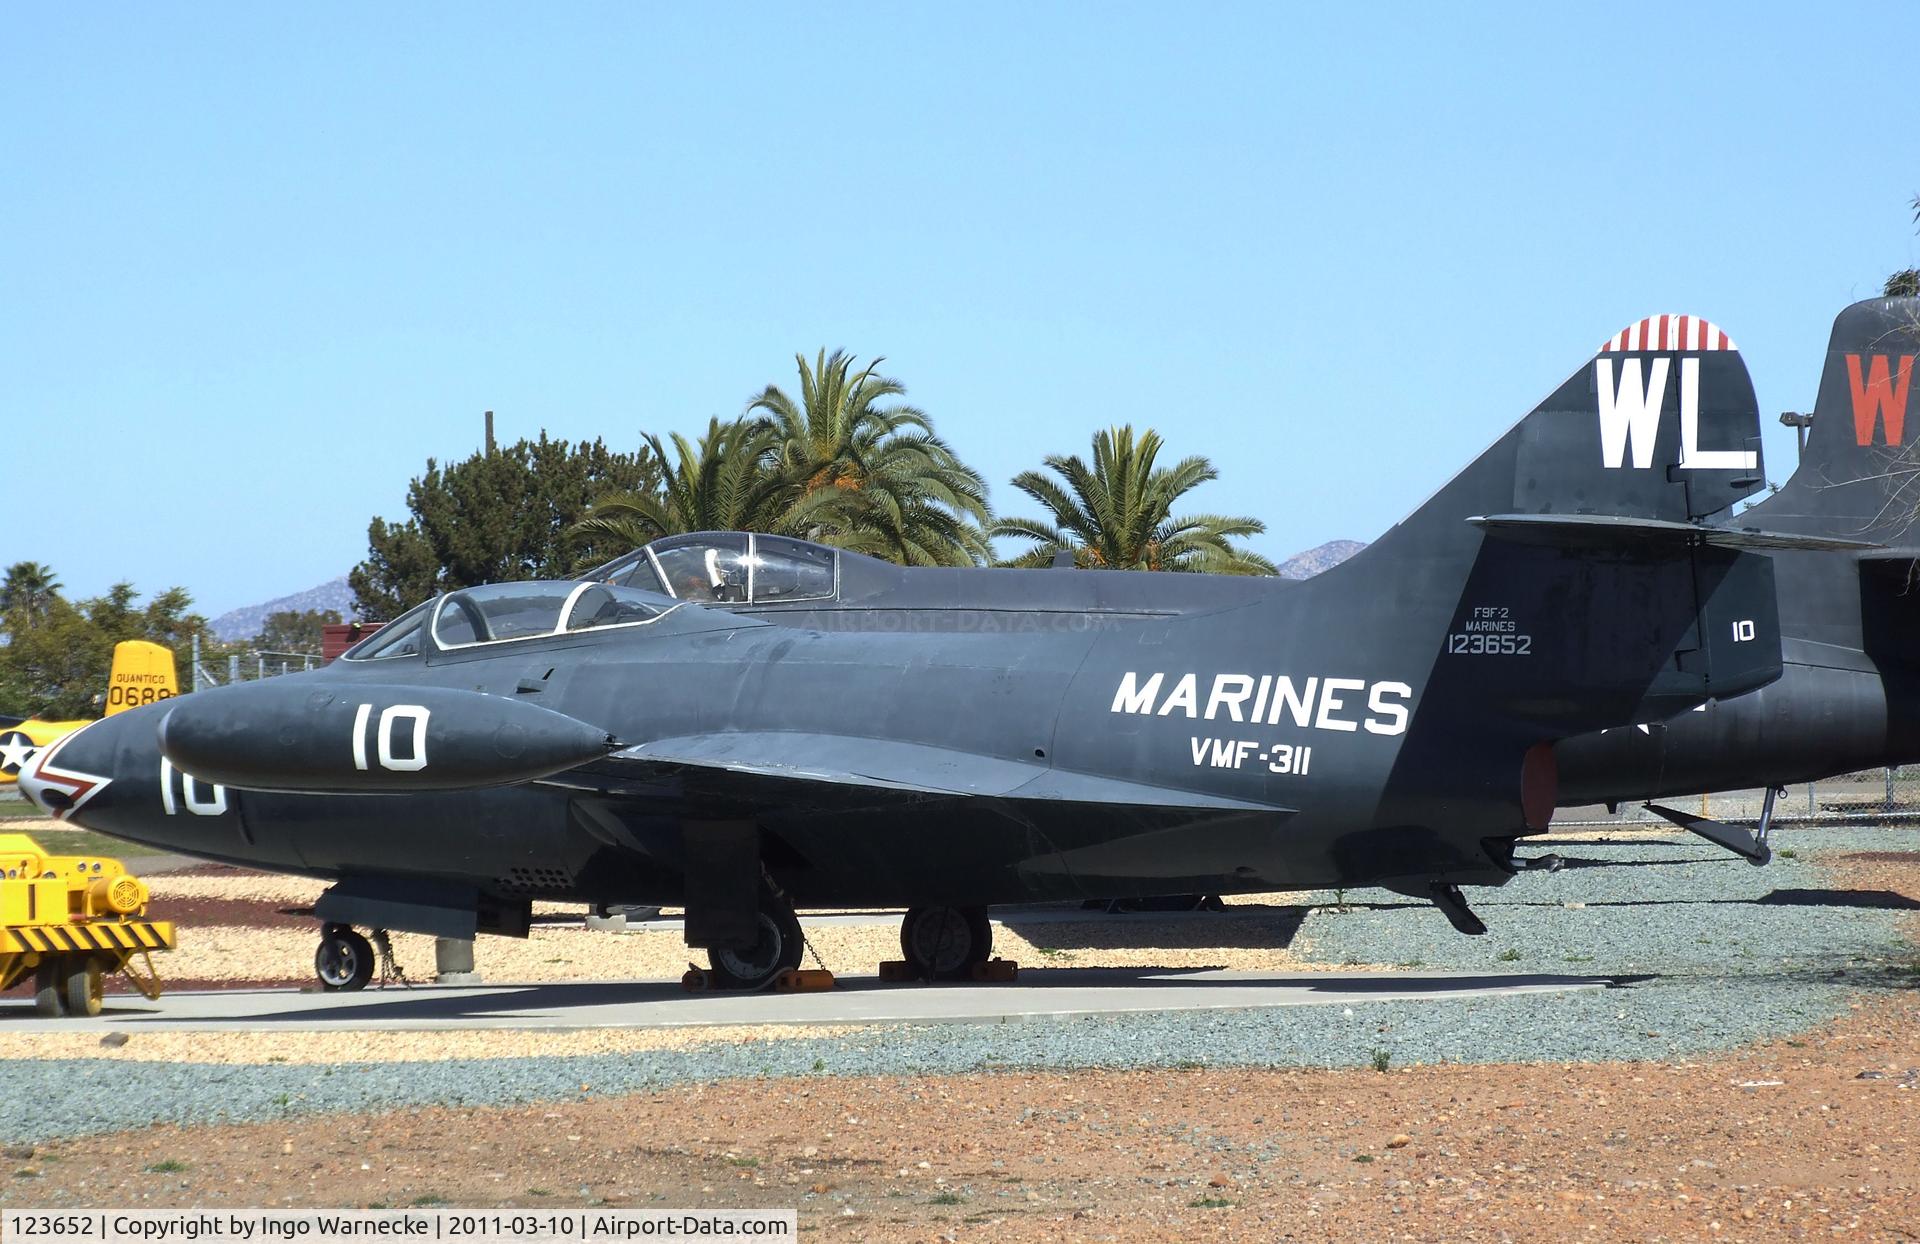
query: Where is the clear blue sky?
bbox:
[5,4,1916,618]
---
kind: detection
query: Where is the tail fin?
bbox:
[104,640,179,716]
[1341,313,1783,723]
[1362,313,1767,549]
[0,641,178,785]
[1751,297,1920,540]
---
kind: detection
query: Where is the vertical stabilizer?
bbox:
[104,640,179,716]
[1750,297,1920,539]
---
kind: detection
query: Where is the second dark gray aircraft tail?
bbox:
[1746,296,1920,541]
[1740,295,1920,665]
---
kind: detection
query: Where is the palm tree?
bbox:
[992,426,1276,574]
[747,350,991,566]
[0,561,62,621]
[570,418,789,554]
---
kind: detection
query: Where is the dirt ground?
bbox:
[5,850,1918,1242]
[6,998,1917,1242]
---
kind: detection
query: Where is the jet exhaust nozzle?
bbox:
[157,682,615,793]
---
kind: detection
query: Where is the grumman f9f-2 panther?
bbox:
[591,300,1920,870]
[20,320,1825,991]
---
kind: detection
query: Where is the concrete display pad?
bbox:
[0,967,1615,1033]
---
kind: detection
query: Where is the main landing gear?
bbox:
[899,905,992,980]
[692,893,995,991]
[704,899,804,991]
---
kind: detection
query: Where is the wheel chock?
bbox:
[970,958,1018,982]
[775,968,835,992]
[878,959,915,982]
[680,968,712,992]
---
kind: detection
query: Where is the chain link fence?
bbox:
[1560,767,1920,827]
[189,635,319,692]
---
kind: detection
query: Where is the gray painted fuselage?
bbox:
[26,322,1793,933]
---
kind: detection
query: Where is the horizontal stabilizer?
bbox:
[1470,513,1880,553]
[554,731,1291,814]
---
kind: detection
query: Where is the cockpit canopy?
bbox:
[345,533,843,661]
[589,532,838,606]
[432,581,671,648]
[343,580,676,660]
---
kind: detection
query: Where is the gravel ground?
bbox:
[3,825,1914,1145]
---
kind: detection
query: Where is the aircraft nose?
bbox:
[15,748,51,813]
[18,718,114,821]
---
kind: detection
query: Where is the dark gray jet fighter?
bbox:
[1553,297,1920,858]
[20,324,1818,991]
[611,302,1920,870]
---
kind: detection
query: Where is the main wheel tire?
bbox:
[316,927,376,991]
[64,957,104,1018]
[706,904,804,992]
[33,958,64,1017]
[900,905,991,980]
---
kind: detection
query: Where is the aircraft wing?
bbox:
[543,731,1291,816]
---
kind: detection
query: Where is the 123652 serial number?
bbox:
[1447,633,1531,656]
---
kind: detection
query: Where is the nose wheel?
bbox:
[315,924,376,991]
[900,905,992,980]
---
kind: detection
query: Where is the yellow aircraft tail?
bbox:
[103,640,179,716]
[1,641,180,785]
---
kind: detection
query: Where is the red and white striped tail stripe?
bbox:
[1598,315,1735,354]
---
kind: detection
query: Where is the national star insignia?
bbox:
[0,730,38,777]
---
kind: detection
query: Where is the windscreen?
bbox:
[342,602,430,660]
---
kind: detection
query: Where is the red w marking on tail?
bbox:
[1848,353,1916,446]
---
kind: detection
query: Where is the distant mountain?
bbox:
[1275,539,1365,579]
[209,576,357,643]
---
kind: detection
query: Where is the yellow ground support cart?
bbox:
[0,833,174,1017]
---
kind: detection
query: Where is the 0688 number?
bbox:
[106,686,174,708]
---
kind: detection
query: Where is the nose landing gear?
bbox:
[315,924,376,991]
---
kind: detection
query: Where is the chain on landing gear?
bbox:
[370,928,411,988]
[760,865,833,975]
